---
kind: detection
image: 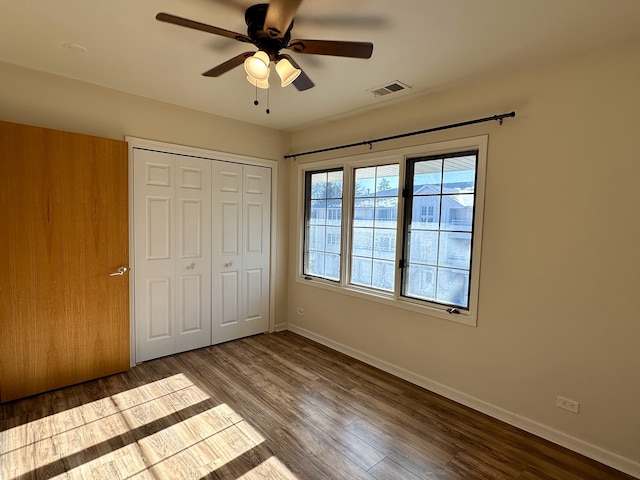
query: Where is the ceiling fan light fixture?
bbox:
[244,50,270,80]
[246,70,270,89]
[276,58,301,87]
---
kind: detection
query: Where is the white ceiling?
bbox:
[2,0,640,131]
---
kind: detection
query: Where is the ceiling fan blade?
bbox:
[296,14,386,29]
[156,12,252,43]
[279,54,314,91]
[264,0,303,38]
[202,52,254,77]
[287,39,373,59]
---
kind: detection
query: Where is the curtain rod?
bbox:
[284,111,516,160]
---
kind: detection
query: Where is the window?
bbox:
[298,136,486,325]
[351,164,399,291]
[402,151,478,309]
[303,168,343,281]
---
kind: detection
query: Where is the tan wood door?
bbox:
[0,121,130,402]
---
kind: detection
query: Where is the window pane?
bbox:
[375,164,399,194]
[438,232,471,270]
[352,227,373,257]
[443,156,475,194]
[326,201,342,225]
[326,170,343,198]
[373,230,396,260]
[310,172,328,199]
[309,199,326,224]
[355,166,376,198]
[436,268,469,307]
[353,198,374,227]
[441,194,474,232]
[405,264,436,300]
[351,257,372,286]
[372,259,395,291]
[324,253,341,281]
[411,196,440,230]
[307,251,325,277]
[308,225,326,251]
[413,159,442,194]
[374,197,398,227]
[325,226,341,254]
[407,230,438,265]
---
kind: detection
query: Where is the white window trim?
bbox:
[296,135,487,326]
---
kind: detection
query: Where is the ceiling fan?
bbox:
[156,0,374,92]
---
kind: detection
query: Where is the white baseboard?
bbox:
[273,322,288,332]
[285,323,640,479]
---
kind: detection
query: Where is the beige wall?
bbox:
[0,60,291,339]
[288,39,640,469]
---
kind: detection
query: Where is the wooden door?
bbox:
[0,121,130,402]
[212,162,271,344]
[133,149,212,362]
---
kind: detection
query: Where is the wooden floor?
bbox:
[0,331,633,480]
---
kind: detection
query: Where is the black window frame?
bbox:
[302,167,344,282]
[400,150,479,311]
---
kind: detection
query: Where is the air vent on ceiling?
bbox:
[368,81,411,97]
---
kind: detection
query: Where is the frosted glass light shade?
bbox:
[276,58,301,87]
[244,51,270,80]
[246,70,270,89]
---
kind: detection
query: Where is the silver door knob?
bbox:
[109,266,129,276]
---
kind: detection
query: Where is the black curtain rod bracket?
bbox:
[285,111,515,160]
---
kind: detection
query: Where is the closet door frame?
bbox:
[126,136,279,366]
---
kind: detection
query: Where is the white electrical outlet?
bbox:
[296,307,304,316]
[556,396,580,413]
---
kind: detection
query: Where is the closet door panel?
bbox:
[147,278,172,339]
[242,165,271,331]
[212,161,244,343]
[212,162,270,343]
[147,197,172,260]
[133,150,211,361]
[245,268,263,320]
[221,271,240,325]
[175,157,211,354]
[134,150,176,362]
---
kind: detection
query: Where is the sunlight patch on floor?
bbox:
[237,456,300,480]
[0,373,298,479]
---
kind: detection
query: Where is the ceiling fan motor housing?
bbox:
[245,3,293,58]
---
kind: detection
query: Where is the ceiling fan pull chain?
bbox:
[266,87,270,114]
[254,83,259,106]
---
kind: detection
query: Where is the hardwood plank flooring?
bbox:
[0,331,634,479]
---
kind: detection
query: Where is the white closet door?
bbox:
[133,149,212,362]
[242,165,271,335]
[212,162,271,344]
[175,156,212,354]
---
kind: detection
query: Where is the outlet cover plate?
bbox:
[556,396,580,413]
